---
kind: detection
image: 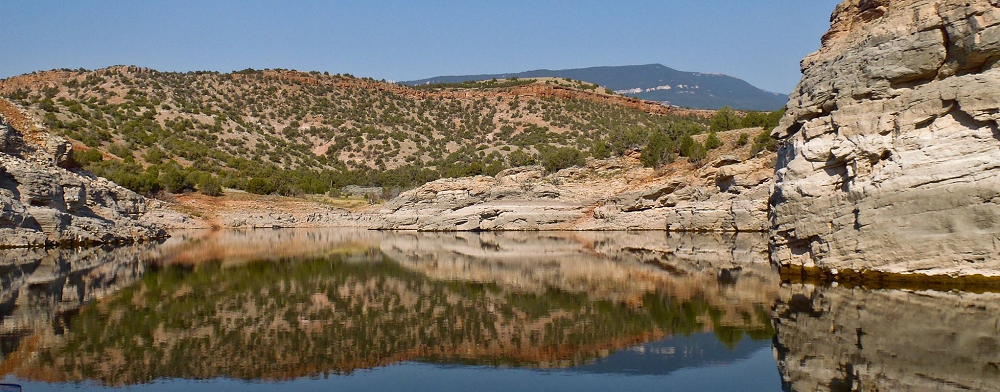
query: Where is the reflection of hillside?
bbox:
[569,332,772,376]
[773,284,1000,391]
[0,230,776,386]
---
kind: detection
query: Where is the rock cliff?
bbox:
[376,130,773,232]
[0,98,165,247]
[770,0,1000,276]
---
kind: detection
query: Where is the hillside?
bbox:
[404,64,789,111]
[0,66,720,197]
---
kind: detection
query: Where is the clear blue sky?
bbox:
[0,0,841,94]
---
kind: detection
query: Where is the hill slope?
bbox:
[404,64,788,111]
[0,66,714,196]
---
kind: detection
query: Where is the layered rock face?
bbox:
[770,0,1000,275]
[0,99,165,247]
[376,135,773,232]
[773,284,1000,391]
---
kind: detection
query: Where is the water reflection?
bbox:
[4,229,998,391]
[0,229,778,389]
[773,284,1000,391]
[0,243,160,357]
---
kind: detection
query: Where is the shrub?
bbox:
[197,175,223,196]
[705,131,723,150]
[686,143,707,163]
[71,148,103,167]
[736,132,750,147]
[591,140,610,159]
[641,131,673,168]
[246,177,277,195]
[507,149,536,168]
[679,135,707,163]
[710,106,741,133]
[144,147,166,164]
[160,166,193,193]
[741,108,785,130]
[541,147,585,173]
[750,129,779,156]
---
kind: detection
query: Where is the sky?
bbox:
[0,0,842,94]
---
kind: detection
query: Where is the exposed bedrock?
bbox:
[773,284,1000,391]
[375,144,773,232]
[0,99,166,247]
[770,0,1000,275]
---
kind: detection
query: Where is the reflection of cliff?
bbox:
[379,231,778,326]
[149,228,384,265]
[0,230,776,386]
[0,243,158,356]
[773,284,1000,391]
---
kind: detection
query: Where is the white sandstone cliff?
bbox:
[770,0,1000,276]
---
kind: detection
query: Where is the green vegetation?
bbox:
[591,140,610,159]
[196,174,223,196]
[705,131,722,150]
[640,131,674,168]
[6,68,718,196]
[710,106,785,134]
[709,106,742,133]
[750,128,780,156]
[739,108,785,130]
[736,132,750,147]
[411,77,538,90]
[5,68,787,196]
[678,135,708,163]
[540,146,585,173]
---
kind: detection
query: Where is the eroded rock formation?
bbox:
[0,99,166,247]
[376,132,773,231]
[773,284,1000,391]
[770,0,1000,275]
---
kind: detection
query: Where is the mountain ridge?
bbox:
[403,64,788,111]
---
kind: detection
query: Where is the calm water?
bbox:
[1,229,997,391]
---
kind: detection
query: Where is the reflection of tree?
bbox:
[13,251,773,386]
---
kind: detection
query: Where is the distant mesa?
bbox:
[403,64,788,111]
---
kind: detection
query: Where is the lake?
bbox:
[1,229,997,391]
